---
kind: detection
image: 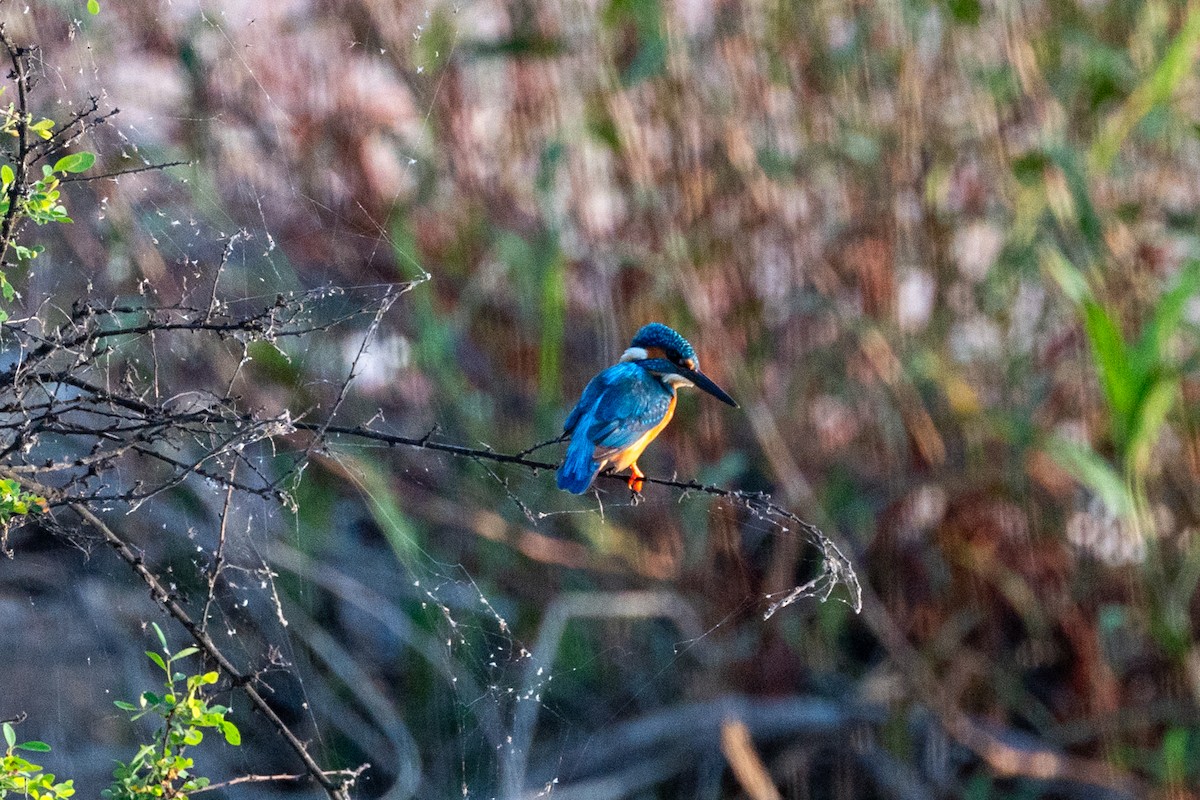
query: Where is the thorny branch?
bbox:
[0,25,32,269]
[288,420,863,615]
[0,273,412,797]
[66,501,363,800]
[189,766,370,795]
[61,159,191,183]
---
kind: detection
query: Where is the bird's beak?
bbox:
[681,366,738,407]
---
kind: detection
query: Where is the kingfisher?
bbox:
[556,322,738,494]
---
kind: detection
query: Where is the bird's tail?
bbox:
[557,436,600,494]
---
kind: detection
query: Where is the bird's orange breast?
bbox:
[606,394,677,472]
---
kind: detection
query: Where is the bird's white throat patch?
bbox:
[660,373,694,388]
[620,348,694,388]
[620,346,649,362]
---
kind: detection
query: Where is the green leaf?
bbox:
[221,721,240,746]
[145,650,167,672]
[28,119,54,140]
[1047,437,1134,517]
[1,164,12,186]
[11,245,33,261]
[1134,259,1200,374]
[471,33,566,59]
[1126,376,1179,473]
[3,721,15,749]
[16,741,50,752]
[113,700,137,711]
[151,622,168,651]
[173,646,199,660]
[87,0,100,14]
[1082,300,1135,424]
[1091,5,1200,171]
[1039,245,1091,304]
[53,152,95,174]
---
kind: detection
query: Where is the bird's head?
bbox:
[621,322,738,407]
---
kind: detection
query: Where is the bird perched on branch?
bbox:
[557,322,738,494]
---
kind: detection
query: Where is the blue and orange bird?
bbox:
[556,322,738,494]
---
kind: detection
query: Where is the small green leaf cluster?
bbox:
[0,102,59,287]
[0,92,98,321]
[0,153,96,229]
[0,478,45,527]
[0,102,53,143]
[0,723,75,800]
[102,624,240,800]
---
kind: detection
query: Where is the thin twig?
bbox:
[61,499,359,800]
[290,420,863,612]
[61,160,190,183]
[201,479,236,635]
[515,433,567,458]
[189,764,368,795]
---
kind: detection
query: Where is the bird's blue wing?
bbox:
[558,363,673,493]
[584,364,673,459]
[562,367,615,434]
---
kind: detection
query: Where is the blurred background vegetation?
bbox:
[3,0,1200,797]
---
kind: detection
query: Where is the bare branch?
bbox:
[189,765,369,795]
[64,499,361,800]
[61,160,190,183]
[288,420,863,613]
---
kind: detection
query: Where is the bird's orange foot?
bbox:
[627,463,645,494]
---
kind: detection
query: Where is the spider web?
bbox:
[0,3,864,799]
